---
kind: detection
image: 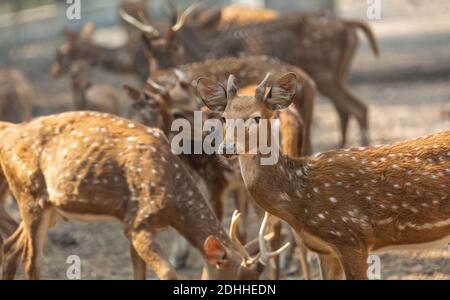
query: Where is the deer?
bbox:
[120,5,379,147]
[0,67,33,246]
[51,22,149,80]
[68,60,122,116]
[197,72,450,279]
[124,67,312,279]
[0,111,288,280]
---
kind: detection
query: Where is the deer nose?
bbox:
[218,143,236,155]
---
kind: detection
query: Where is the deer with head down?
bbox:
[198,73,450,279]
[120,4,379,147]
[0,112,287,279]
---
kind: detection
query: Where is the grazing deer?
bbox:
[0,112,288,279]
[198,73,450,279]
[0,67,32,243]
[69,60,122,115]
[124,82,252,269]
[120,7,379,147]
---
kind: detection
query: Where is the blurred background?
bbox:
[0,0,449,279]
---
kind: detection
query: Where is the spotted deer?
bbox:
[197,73,450,279]
[0,112,288,279]
[120,6,379,147]
[0,68,33,244]
[124,67,311,279]
[68,60,122,116]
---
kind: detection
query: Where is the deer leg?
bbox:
[171,237,190,270]
[294,235,312,280]
[130,229,177,280]
[2,223,25,280]
[337,247,369,280]
[317,80,368,147]
[318,252,345,280]
[268,217,282,280]
[21,208,55,280]
[130,242,147,280]
[234,187,249,244]
[0,181,18,237]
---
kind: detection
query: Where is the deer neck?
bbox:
[237,154,310,227]
[171,189,234,255]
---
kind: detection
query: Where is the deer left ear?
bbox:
[203,236,228,266]
[265,73,297,110]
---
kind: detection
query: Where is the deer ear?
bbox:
[265,73,297,110]
[203,236,228,266]
[196,78,227,112]
[80,22,95,41]
[123,84,142,101]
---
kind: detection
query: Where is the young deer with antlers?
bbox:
[198,73,450,279]
[0,112,287,279]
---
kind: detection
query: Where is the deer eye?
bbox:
[254,117,261,124]
[220,117,226,123]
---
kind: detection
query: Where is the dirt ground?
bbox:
[2,5,450,279]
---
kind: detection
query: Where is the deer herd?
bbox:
[0,0,448,280]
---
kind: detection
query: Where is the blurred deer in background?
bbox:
[121,4,379,147]
[68,60,122,116]
[198,72,450,279]
[0,68,33,246]
[0,112,289,280]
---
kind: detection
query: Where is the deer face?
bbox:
[197,73,298,158]
[202,211,289,280]
[202,235,265,280]
[124,84,171,132]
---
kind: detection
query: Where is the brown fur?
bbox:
[0,112,273,280]
[199,73,450,280]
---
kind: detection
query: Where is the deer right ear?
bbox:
[203,236,228,266]
[123,84,142,101]
[196,78,227,112]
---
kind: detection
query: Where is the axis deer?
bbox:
[125,70,311,279]
[0,112,288,279]
[120,6,379,147]
[198,73,450,279]
[69,60,122,115]
[0,67,32,243]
